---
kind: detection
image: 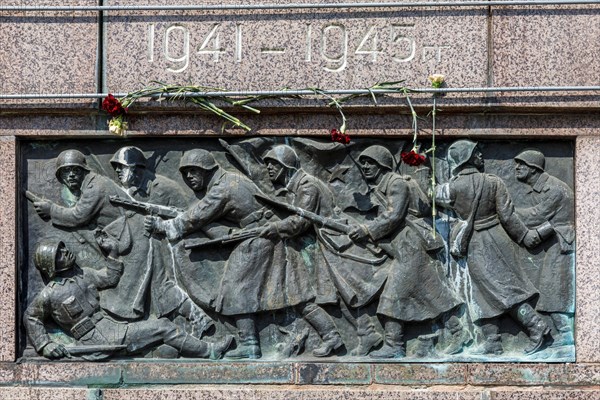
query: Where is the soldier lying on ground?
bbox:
[23,237,233,361]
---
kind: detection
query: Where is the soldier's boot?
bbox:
[303,306,344,357]
[515,303,550,354]
[471,334,503,355]
[414,333,438,358]
[550,313,574,347]
[350,313,382,357]
[178,299,215,338]
[225,316,261,359]
[370,319,405,359]
[173,333,234,360]
[442,315,472,355]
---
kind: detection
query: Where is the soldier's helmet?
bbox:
[447,140,478,172]
[514,150,545,172]
[55,150,90,181]
[110,146,147,168]
[263,145,300,169]
[358,145,394,171]
[179,149,218,172]
[33,240,67,280]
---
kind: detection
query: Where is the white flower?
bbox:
[108,117,128,136]
[428,74,445,88]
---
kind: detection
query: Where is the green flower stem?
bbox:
[402,88,418,150]
[431,96,437,239]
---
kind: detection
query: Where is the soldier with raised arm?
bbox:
[24,238,232,361]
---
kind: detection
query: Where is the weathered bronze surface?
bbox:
[19,138,575,362]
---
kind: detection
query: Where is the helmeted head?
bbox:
[179,149,219,191]
[110,146,147,188]
[110,146,147,168]
[514,150,545,172]
[514,149,545,183]
[55,150,90,191]
[263,145,299,184]
[34,240,75,280]
[358,145,393,183]
[447,140,481,173]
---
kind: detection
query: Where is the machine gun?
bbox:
[109,195,181,219]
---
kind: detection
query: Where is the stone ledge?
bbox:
[4,362,600,387]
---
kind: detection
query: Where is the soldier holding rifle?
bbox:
[145,149,277,359]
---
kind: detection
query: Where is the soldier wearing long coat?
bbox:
[436,140,550,355]
[513,150,575,345]
[147,149,282,359]
[345,145,464,358]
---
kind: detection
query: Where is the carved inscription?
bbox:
[145,22,447,73]
[21,139,575,362]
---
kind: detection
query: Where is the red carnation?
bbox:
[330,128,351,144]
[102,94,127,117]
[401,150,426,166]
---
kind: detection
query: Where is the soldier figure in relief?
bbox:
[145,149,277,359]
[108,146,213,336]
[259,145,344,357]
[436,140,551,355]
[24,238,232,361]
[513,150,575,347]
[346,145,466,358]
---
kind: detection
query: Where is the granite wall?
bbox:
[1,0,600,398]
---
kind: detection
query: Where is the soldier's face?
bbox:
[55,244,75,272]
[360,157,382,183]
[515,161,533,182]
[470,149,484,170]
[182,167,208,191]
[113,163,137,188]
[266,160,285,184]
[58,166,85,191]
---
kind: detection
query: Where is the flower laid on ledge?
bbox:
[102,94,128,136]
[330,128,351,144]
[428,74,445,89]
[401,149,427,166]
[102,94,127,117]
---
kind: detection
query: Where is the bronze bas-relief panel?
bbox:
[19,138,575,362]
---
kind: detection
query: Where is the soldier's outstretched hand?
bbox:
[523,229,542,248]
[42,342,69,360]
[259,223,281,240]
[33,201,52,219]
[349,224,370,242]
[144,216,166,235]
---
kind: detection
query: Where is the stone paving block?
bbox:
[15,362,122,386]
[104,0,488,95]
[574,136,600,362]
[122,361,294,384]
[467,363,565,386]
[103,387,487,400]
[374,363,467,385]
[0,0,99,108]
[490,389,600,400]
[0,388,93,400]
[297,363,371,384]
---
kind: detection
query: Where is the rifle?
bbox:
[254,193,396,258]
[65,344,127,356]
[109,195,181,219]
[25,190,43,203]
[184,227,263,249]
